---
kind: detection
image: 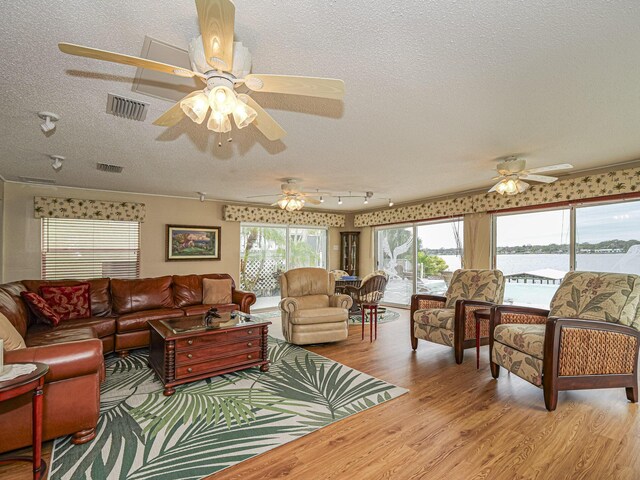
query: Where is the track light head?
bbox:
[338,197,342,205]
[388,199,394,207]
[50,155,65,172]
[38,112,60,135]
[198,192,206,202]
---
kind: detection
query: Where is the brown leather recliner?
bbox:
[279,268,352,345]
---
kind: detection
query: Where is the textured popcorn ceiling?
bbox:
[1,1,640,211]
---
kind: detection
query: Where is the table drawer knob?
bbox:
[187,367,193,373]
[247,342,253,347]
[187,339,194,345]
[187,353,193,359]
[247,354,253,360]
[247,330,253,335]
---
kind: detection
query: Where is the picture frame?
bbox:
[166,225,221,261]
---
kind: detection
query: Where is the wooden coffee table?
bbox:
[148,312,271,396]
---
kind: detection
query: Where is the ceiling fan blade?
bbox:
[246,194,280,198]
[244,74,345,100]
[520,174,558,183]
[305,198,321,205]
[525,163,573,174]
[238,94,287,141]
[152,91,200,127]
[195,0,235,71]
[58,43,205,79]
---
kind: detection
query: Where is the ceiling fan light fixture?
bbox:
[495,177,529,196]
[180,92,209,124]
[232,98,257,129]
[207,111,231,133]
[208,86,236,115]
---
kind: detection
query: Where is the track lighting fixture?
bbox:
[364,196,368,204]
[198,192,206,202]
[388,199,394,207]
[50,155,65,172]
[338,197,342,205]
[38,112,60,135]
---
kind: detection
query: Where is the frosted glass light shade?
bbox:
[208,86,236,115]
[232,98,257,129]
[180,92,209,124]
[207,111,231,133]
[277,196,305,211]
[496,178,530,196]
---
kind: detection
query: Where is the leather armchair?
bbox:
[490,271,640,411]
[410,269,505,363]
[279,268,353,345]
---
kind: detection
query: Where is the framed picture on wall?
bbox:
[166,225,221,261]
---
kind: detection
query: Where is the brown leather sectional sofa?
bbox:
[0,273,255,454]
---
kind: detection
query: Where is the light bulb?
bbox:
[232,98,257,129]
[180,92,209,124]
[207,111,231,133]
[208,86,236,115]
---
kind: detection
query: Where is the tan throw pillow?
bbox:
[0,312,27,350]
[202,278,233,305]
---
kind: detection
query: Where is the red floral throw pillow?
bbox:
[21,291,62,327]
[39,283,92,321]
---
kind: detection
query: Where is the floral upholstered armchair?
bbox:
[490,272,640,411]
[410,269,505,363]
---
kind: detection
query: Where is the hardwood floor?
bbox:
[2,308,638,479]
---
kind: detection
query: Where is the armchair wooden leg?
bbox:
[454,342,464,365]
[626,385,638,403]
[411,334,418,350]
[543,383,558,411]
[490,361,500,379]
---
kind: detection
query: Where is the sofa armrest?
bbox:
[410,294,447,314]
[232,289,257,313]
[279,297,300,314]
[5,339,104,383]
[490,304,550,328]
[330,294,353,310]
[545,317,640,377]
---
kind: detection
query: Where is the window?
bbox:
[416,219,463,296]
[494,209,570,308]
[374,219,463,306]
[240,224,328,309]
[42,218,140,280]
[576,200,640,275]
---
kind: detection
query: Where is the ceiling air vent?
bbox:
[96,163,124,174]
[18,176,56,185]
[106,93,149,121]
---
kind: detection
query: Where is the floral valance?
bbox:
[224,205,345,227]
[34,197,146,222]
[354,166,640,227]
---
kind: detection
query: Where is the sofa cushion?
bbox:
[172,274,202,307]
[25,326,98,347]
[203,278,233,304]
[296,294,330,310]
[111,276,174,314]
[117,308,184,333]
[181,303,239,317]
[29,316,116,339]
[39,283,91,321]
[494,323,546,359]
[23,278,112,317]
[413,308,455,330]
[292,307,348,325]
[445,269,505,308]
[0,312,26,350]
[21,291,61,327]
[0,286,29,338]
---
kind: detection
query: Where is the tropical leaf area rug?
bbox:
[50,337,407,480]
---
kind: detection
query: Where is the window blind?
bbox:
[42,218,140,280]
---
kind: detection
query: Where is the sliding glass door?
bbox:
[240,224,328,309]
[374,219,463,306]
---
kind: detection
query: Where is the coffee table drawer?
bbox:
[175,327,261,349]
[176,350,262,379]
[176,339,261,365]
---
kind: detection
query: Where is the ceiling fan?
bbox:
[488,156,573,195]
[248,179,327,211]
[58,0,345,141]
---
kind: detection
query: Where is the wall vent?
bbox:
[96,163,124,174]
[18,176,56,185]
[106,93,149,121]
